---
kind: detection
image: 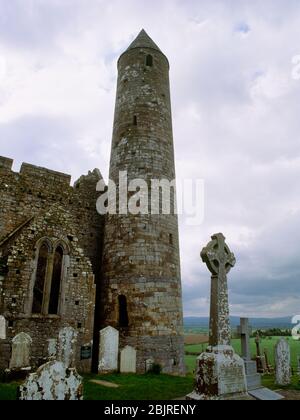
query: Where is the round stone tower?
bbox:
[101,29,185,374]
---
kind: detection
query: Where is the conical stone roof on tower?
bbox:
[126,29,162,53]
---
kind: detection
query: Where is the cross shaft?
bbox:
[201,233,236,347]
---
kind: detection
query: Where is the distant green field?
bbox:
[185,337,300,373]
[184,328,209,334]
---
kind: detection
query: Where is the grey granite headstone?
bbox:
[120,346,137,373]
[275,339,291,386]
[9,332,32,369]
[98,326,119,373]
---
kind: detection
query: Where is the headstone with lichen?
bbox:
[18,326,82,400]
[187,233,248,400]
[275,339,291,386]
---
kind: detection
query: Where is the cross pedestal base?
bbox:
[186,345,249,400]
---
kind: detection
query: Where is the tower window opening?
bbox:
[146,54,153,67]
[118,295,129,328]
[133,115,138,126]
[169,234,174,245]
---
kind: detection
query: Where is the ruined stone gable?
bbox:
[0,156,105,372]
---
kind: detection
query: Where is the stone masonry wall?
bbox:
[0,157,105,372]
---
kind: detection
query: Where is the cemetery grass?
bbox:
[262,374,300,391]
[83,373,193,400]
[0,373,194,401]
[0,381,20,400]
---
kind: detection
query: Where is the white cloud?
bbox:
[0,0,300,318]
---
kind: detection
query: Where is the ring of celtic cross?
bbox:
[201,233,236,275]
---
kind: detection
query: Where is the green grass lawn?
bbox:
[0,381,20,400]
[83,373,193,400]
[185,337,300,373]
[1,337,299,400]
[262,374,300,391]
[0,373,194,401]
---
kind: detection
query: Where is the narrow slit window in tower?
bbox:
[133,115,137,126]
[118,295,129,327]
[146,54,153,67]
[48,246,63,315]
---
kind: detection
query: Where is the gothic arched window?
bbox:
[146,54,153,67]
[48,246,63,315]
[118,295,129,327]
[32,243,49,314]
[31,240,67,316]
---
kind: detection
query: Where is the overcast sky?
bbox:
[0,0,300,319]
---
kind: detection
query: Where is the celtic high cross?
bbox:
[201,233,236,347]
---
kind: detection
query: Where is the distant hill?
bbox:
[184,316,293,330]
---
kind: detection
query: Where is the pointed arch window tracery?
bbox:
[31,240,67,316]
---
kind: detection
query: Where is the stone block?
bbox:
[246,373,262,391]
[98,326,119,373]
[249,388,284,401]
[244,360,258,375]
[187,346,247,400]
[19,361,83,400]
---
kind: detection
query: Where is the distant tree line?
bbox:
[253,328,292,338]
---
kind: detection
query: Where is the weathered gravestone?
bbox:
[237,318,283,400]
[120,346,137,373]
[0,315,6,340]
[187,233,248,400]
[237,318,261,391]
[57,327,77,368]
[9,332,32,370]
[275,339,291,386]
[18,361,83,400]
[18,326,82,400]
[98,326,119,373]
